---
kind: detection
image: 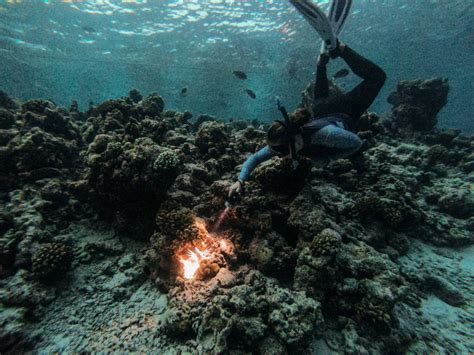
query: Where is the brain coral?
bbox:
[311,228,342,256]
[32,242,72,282]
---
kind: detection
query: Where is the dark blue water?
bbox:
[0,0,473,131]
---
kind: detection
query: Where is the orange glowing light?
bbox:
[179,247,210,279]
[194,218,210,238]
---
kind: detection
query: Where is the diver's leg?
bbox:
[314,53,330,99]
[312,124,362,156]
[335,44,387,118]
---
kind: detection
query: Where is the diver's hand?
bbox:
[228,180,244,198]
[317,52,330,67]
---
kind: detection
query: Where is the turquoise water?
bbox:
[0,0,473,131]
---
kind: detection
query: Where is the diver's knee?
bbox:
[351,135,363,150]
[375,68,387,87]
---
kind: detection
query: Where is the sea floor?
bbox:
[25,223,169,353]
[22,222,473,353]
[399,241,473,353]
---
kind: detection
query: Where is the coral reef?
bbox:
[161,268,325,352]
[0,102,82,192]
[0,79,472,354]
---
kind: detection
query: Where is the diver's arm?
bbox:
[238,146,276,181]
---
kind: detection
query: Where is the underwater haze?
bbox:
[1,0,474,354]
[0,0,473,131]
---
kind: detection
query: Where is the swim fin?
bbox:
[329,0,352,36]
[321,0,353,52]
[289,0,337,51]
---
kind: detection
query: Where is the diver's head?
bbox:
[267,108,310,155]
[267,120,290,145]
[267,121,291,156]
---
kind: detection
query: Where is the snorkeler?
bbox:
[228,0,386,199]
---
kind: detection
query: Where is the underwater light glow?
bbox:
[179,247,210,279]
[176,217,229,280]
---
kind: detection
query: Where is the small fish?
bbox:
[287,62,298,78]
[279,21,291,34]
[233,70,247,80]
[180,87,188,96]
[82,26,96,33]
[245,89,256,99]
[332,68,350,79]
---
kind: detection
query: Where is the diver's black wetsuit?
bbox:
[237,45,386,182]
[312,45,386,126]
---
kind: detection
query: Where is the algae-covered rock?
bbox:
[128,89,143,103]
[355,294,392,329]
[0,108,15,129]
[141,92,165,117]
[437,191,474,219]
[254,157,312,193]
[195,121,229,157]
[425,144,451,165]
[0,91,17,109]
[293,246,337,301]
[0,306,26,352]
[387,78,449,131]
[163,269,324,352]
[354,190,420,229]
[85,136,179,216]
